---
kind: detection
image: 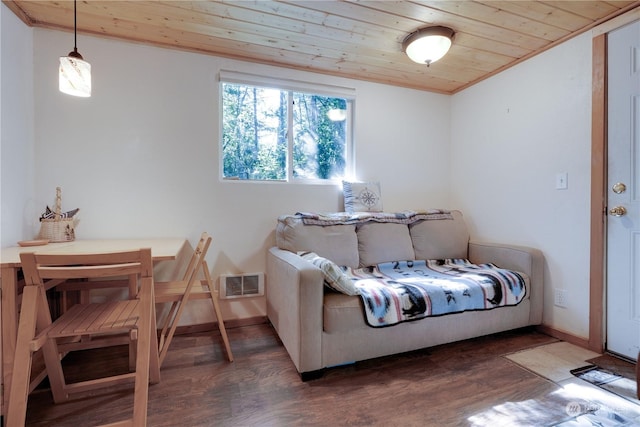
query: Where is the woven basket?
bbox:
[38,187,76,242]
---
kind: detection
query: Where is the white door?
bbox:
[606,20,640,360]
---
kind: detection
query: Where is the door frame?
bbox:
[589,32,606,354]
[590,7,640,354]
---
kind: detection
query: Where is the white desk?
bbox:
[0,238,186,417]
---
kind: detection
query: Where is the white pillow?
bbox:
[298,251,359,296]
[342,181,383,213]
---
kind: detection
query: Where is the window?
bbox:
[220,72,354,182]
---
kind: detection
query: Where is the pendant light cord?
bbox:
[60,0,91,97]
[73,0,77,51]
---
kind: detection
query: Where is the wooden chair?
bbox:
[6,248,158,427]
[155,232,233,366]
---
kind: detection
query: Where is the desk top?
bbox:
[0,238,187,268]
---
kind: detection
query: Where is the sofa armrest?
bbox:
[468,241,544,325]
[266,247,324,374]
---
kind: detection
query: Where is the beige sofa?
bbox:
[266,210,544,380]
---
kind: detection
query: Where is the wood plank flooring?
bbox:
[20,324,627,426]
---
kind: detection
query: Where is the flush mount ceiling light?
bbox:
[402,26,455,66]
[59,0,91,97]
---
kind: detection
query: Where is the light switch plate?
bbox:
[555,172,568,190]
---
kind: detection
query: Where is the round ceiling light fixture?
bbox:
[402,26,455,66]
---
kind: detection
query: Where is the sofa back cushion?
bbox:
[276,216,359,267]
[410,210,469,260]
[357,222,415,267]
[275,210,470,268]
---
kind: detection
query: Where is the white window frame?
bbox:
[219,70,356,184]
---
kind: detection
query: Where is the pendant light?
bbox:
[59,0,91,97]
[403,26,455,66]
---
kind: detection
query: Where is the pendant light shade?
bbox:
[59,0,91,97]
[403,26,455,66]
[59,49,91,97]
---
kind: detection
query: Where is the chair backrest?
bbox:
[181,232,212,285]
[20,248,154,287]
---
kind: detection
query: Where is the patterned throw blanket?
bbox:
[294,209,452,226]
[350,259,527,327]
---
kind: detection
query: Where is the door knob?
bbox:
[609,206,627,217]
[612,182,627,194]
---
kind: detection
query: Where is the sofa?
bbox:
[266,210,544,379]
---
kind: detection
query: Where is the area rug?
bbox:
[587,354,637,381]
[547,369,640,427]
[551,405,639,426]
[571,365,638,404]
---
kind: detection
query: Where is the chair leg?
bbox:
[148,293,161,385]
[203,264,233,362]
[158,299,188,367]
[129,329,138,371]
[42,336,69,403]
[37,286,69,404]
[211,293,233,362]
[6,286,40,427]
[132,277,153,426]
[158,301,179,357]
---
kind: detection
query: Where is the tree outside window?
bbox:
[222,82,351,181]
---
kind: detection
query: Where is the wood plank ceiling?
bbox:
[4,1,639,94]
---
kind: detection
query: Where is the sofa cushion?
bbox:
[298,252,359,296]
[410,210,469,260]
[357,222,415,267]
[276,216,359,267]
[323,293,369,333]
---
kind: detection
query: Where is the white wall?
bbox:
[1,3,35,247]
[451,32,593,339]
[22,28,451,322]
[1,8,598,340]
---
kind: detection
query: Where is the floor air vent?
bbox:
[219,273,264,299]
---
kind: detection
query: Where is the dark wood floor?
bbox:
[20,324,616,426]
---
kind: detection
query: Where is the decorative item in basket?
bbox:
[38,187,79,242]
